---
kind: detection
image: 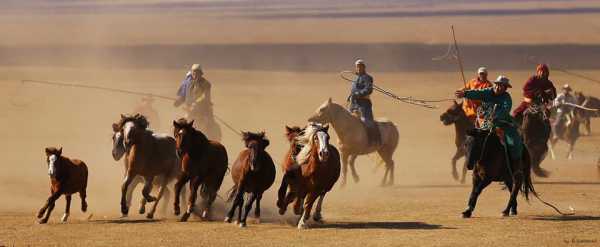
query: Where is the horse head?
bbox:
[440,100,464,126]
[118,114,149,148]
[296,123,330,163]
[45,147,63,178]
[307,98,334,124]
[111,122,126,161]
[242,131,269,171]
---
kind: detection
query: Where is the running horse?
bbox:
[521,98,551,176]
[37,147,88,224]
[172,118,228,222]
[111,115,180,217]
[440,101,473,183]
[277,123,341,229]
[574,91,600,135]
[113,114,179,219]
[462,129,536,218]
[225,131,276,227]
[308,98,398,186]
[549,108,581,160]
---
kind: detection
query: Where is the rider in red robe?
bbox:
[512,64,557,124]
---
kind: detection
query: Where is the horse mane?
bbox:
[118,114,149,130]
[294,123,326,164]
[242,131,269,149]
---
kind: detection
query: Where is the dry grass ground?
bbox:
[1,1,600,246]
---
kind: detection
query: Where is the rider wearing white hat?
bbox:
[553,83,577,135]
[348,59,380,145]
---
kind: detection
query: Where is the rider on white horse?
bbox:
[347,59,381,145]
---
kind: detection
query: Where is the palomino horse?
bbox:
[308,98,398,186]
[462,129,535,218]
[521,101,551,177]
[225,131,276,227]
[111,120,178,217]
[440,101,473,183]
[549,110,581,160]
[277,123,340,229]
[113,114,179,219]
[186,98,222,142]
[37,147,88,224]
[172,118,228,222]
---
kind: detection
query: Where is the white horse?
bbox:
[308,98,399,186]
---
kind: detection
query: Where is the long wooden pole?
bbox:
[451,25,467,88]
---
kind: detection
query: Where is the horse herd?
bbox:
[38,99,360,229]
[37,95,588,228]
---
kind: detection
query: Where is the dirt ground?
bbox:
[2,1,600,246]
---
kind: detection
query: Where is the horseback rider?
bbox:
[463,67,493,125]
[553,84,577,137]
[512,64,557,125]
[347,59,381,145]
[174,64,213,113]
[455,75,524,169]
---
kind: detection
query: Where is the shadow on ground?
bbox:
[313,221,454,230]
[530,215,600,221]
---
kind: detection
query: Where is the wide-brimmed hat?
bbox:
[493,75,512,88]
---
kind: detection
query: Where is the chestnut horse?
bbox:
[172,118,228,222]
[277,123,340,229]
[440,101,473,183]
[225,131,276,227]
[113,114,179,218]
[37,147,88,224]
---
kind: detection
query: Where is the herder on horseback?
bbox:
[347,59,381,146]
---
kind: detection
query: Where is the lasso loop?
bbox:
[340,71,454,109]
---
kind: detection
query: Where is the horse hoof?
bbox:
[179,213,190,222]
[224,217,232,223]
[38,219,48,224]
[501,211,510,217]
[174,207,180,216]
[81,202,88,212]
[146,213,154,219]
[461,211,472,218]
[201,210,209,219]
[61,213,69,223]
[510,210,518,216]
[36,212,44,219]
[313,216,323,223]
[239,222,247,228]
[139,207,146,215]
[278,208,286,215]
[121,207,129,216]
[297,222,308,230]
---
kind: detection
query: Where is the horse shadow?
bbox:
[530,215,600,221]
[312,221,453,230]
[92,218,160,224]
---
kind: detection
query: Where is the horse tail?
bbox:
[225,184,237,203]
[520,149,536,201]
[521,149,575,215]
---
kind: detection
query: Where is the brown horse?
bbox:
[462,129,535,218]
[549,110,581,160]
[521,102,551,176]
[574,91,600,135]
[114,114,179,218]
[172,118,228,222]
[440,101,473,183]
[225,131,276,227]
[37,147,88,224]
[277,123,341,229]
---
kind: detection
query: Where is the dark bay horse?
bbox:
[37,147,88,224]
[114,114,179,219]
[521,102,551,176]
[462,129,535,218]
[225,132,276,227]
[574,91,600,135]
[440,101,473,183]
[277,123,340,229]
[172,118,228,222]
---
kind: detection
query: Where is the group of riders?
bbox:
[134,60,580,172]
